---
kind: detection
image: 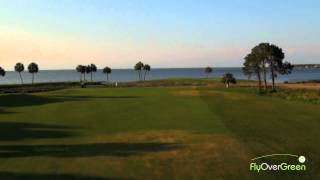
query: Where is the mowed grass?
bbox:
[0,82,319,180]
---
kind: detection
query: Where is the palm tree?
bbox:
[28,62,39,84]
[143,64,151,81]
[0,67,6,79]
[90,64,97,82]
[134,61,144,81]
[221,73,237,88]
[81,65,87,81]
[76,65,83,82]
[15,62,24,84]
[103,66,112,81]
[204,67,213,78]
[85,65,91,81]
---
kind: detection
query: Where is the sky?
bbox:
[0,0,319,70]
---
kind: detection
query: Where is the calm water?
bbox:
[0,68,319,85]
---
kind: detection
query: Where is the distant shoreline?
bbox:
[0,79,319,94]
[1,68,319,85]
[3,67,245,72]
[294,64,320,69]
[2,65,320,72]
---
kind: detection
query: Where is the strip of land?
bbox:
[0,78,319,94]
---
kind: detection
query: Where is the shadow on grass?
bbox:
[0,142,185,158]
[0,94,140,109]
[55,95,140,100]
[0,172,130,180]
[0,94,71,108]
[0,122,78,141]
[0,109,16,114]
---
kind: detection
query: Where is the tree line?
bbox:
[75,61,152,83]
[0,62,39,84]
[0,61,153,84]
[134,61,151,81]
[0,42,293,90]
[76,64,99,82]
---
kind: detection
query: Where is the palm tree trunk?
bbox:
[107,74,109,81]
[84,73,86,81]
[80,73,82,82]
[226,83,229,88]
[91,72,93,82]
[32,73,34,84]
[19,72,24,84]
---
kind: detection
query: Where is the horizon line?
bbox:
[4,63,319,71]
[4,66,244,72]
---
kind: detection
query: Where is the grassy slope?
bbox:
[0,82,319,180]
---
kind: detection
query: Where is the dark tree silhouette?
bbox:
[103,66,112,81]
[251,43,269,90]
[267,44,294,91]
[76,65,87,81]
[248,43,293,91]
[80,65,87,81]
[76,65,85,82]
[76,65,82,82]
[0,67,6,79]
[15,63,24,84]
[221,73,237,88]
[279,61,294,75]
[89,64,97,82]
[28,62,39,84]
[204,67,213,78]
[134,61,144,81]
[143,64,151,81]
[85,65,92,81]
[266,44,284,91]
[243,53,263,92]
